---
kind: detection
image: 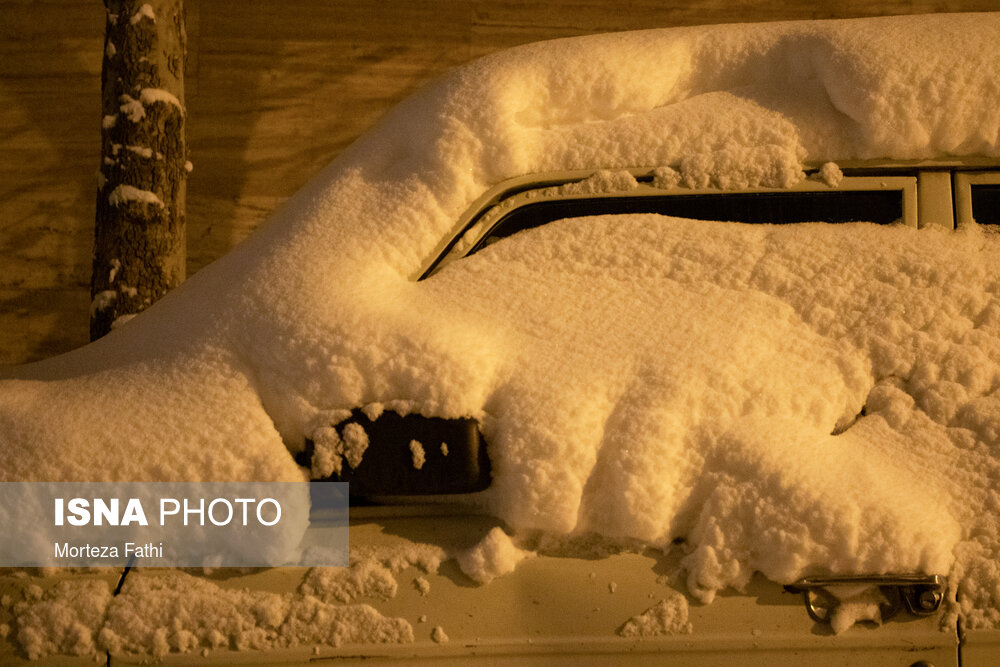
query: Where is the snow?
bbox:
[139,88,184,114]
[362,403,385,420]
[118,90,185,124]
[679,145,805,189]
[409,440,425,470]
[826,585,887,635]
[107,184,164,208]
[299,560,397,603]
[103,571,412,656]
[126,145,154,159]
[651,166,682,190]
[618,591,693,637]
[118,95,144,123]
[108,258,121,283]
[816,161,844,188]
[309,421,369,478]
[4,12,1000,655]
[89,290,116,316]
[10,567,418,661]
[130,4,156,25]
[348,542,446,576]
[341,422,369,468]
[111,314,136,330]
[456,527,531,584]
[310,427,342,478]
[13,580,111,661]
[547,169,639,196]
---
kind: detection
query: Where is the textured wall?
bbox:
[1,0,995,365]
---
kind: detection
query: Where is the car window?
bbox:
[972,185,1000,225]
[468,190,907,255]
[421,171,917,278]
[955,172,1000,226]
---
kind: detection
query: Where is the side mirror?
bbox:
[302,409,491,497]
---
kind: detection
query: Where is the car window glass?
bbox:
[972,185,1000,225]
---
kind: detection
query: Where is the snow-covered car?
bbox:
[3,11,1000,665]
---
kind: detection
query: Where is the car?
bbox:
[2,11,1000,665]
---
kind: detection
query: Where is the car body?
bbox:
[2,12,1000,665]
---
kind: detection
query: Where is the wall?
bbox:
[1,0,995,365]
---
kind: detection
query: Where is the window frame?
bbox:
[418,168,918,280]
[954,171,1000,227]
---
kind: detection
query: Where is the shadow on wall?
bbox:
[0,0,986,366]
[0,5,103,365]
[183,1,476,278]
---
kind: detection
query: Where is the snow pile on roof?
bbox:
[3,12,1000,652]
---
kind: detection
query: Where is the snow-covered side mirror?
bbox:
[303,409,490,498]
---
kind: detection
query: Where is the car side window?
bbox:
[467,190,908,256]
[420,171,918,279]
[971,185,1000,225]
[955,172,1000,226]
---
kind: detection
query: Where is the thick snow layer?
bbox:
[3,13,1000,648]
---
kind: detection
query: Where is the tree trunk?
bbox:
[92,0,187,340]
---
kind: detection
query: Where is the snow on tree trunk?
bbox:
[92,0,187,340]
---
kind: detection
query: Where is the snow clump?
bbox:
[457,527,533,584]
[816,161,844,187]
[618,591,693,637]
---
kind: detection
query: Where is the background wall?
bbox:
[1,0,995,365]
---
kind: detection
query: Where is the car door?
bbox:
[305,163,1000,666]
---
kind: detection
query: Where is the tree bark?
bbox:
[92,0,187,340]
